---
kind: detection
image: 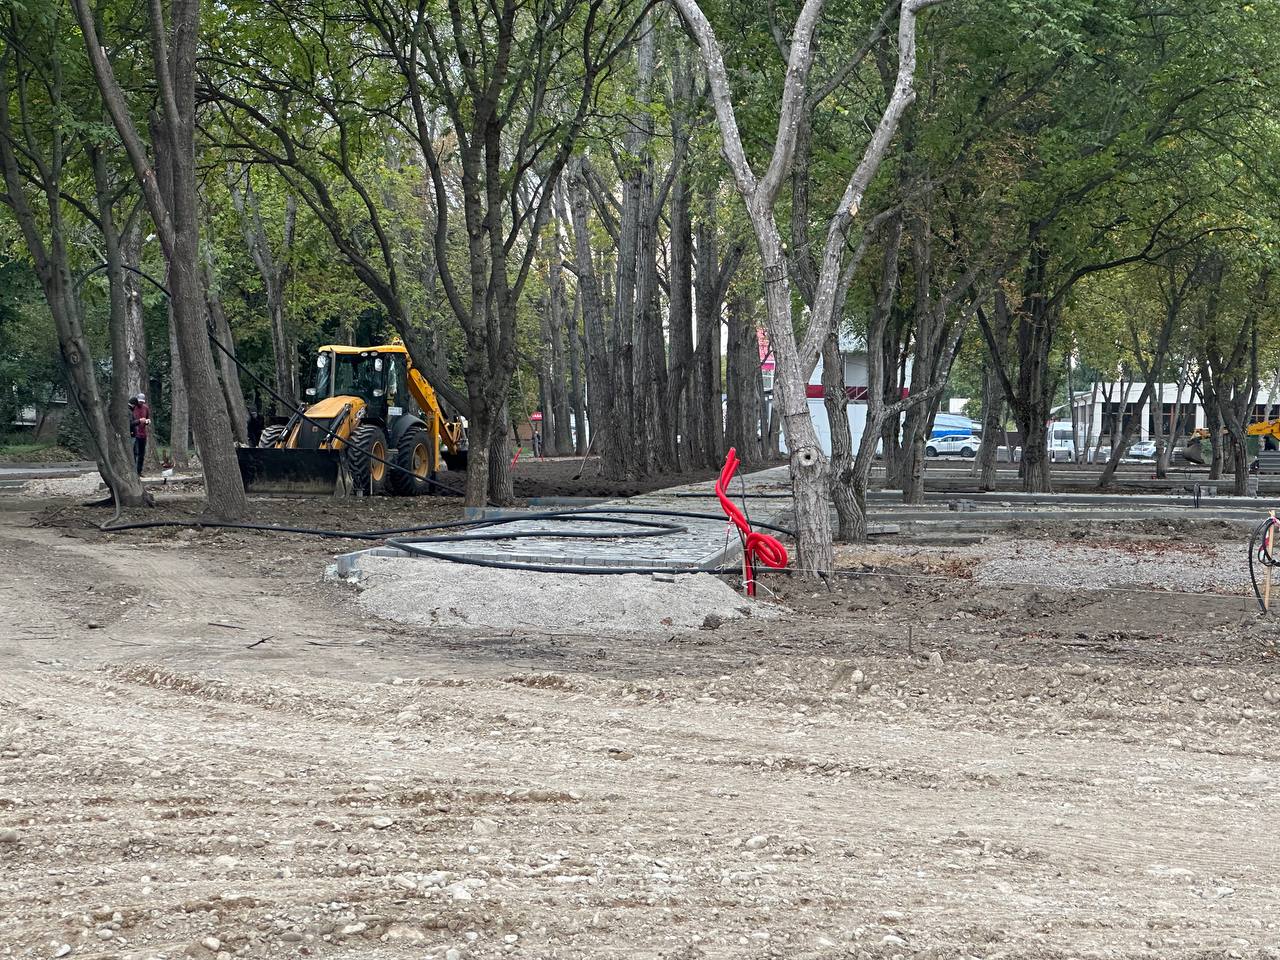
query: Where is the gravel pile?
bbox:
[347,556,778,634]
[973,541,1246,594]
[21,472,106,498]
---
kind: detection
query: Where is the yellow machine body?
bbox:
[237,341,466,496]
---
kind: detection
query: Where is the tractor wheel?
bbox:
[258,424,287,448]
[387,427,434,496]
[345,424,389,497]
[442,449,469,473]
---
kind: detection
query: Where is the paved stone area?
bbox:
[334,465,794,576]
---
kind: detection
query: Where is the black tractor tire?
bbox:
[258,424,288,448]
[386,427,434,496]
[345,424,390,497]
[442,449,469,473]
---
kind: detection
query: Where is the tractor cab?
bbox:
[310,348,414,424]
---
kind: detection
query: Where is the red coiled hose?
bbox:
[715,447,788,596]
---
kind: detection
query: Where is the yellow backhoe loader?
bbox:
[1179,422,1280,467]
[1247,419,1280,443]
[237,342,467,496]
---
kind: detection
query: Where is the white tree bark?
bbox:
[668,0,941,576]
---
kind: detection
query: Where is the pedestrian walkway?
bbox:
[332,464,794,576]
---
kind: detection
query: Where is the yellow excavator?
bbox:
[1247,419,1280,443]
[1179,421,1280,466]
[237,342,467,496]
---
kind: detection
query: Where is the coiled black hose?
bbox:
[1248,514,1280,612]
[102,506,796,577]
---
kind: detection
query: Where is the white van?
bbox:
[1048,422,1078,462]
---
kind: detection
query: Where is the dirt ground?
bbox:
[4,491,1280,960]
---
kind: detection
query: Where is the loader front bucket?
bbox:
[1180,439,1206,465]
[237,447,343,496]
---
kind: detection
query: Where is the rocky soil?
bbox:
[3,500,1280,959]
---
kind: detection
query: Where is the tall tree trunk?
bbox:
[666,54,696,470]
[566,291,587,454]
[229,170,298,406]
[611,81,643,477]
[567,158,621,478]
[822,331,860,540]
[1064,348,1080,463]
[90,146,134,441]
[536,296,559,457]
[488,406,514,505]
[203,256,249,444]
[121,220,149,399]
[977,354,1004,491]
[0,77,145,505]
[547,231,573,455]
[1093,381,1112,465]
[691,179,733,469]
[80,10,248,515]
[167,306,189,468]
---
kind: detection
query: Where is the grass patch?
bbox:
[0,441,82,464]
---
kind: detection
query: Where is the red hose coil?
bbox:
[715,447,788,596]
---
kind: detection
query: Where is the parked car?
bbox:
[1127,440,1157,460]
[925,434,981,458]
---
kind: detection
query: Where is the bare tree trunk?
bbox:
[727,292,767,464]
[567,158,622,478]
[666,52,696,470]
[203,256,249,444]
[229,170,298,406]
[76,0,247,517]
[536,297,559,458]
[822,331,860,539]
[121,220,149,399]
[1097,285,1180,488]
[567,291,587,454]
[977,354,1004,491]
[90,146,134,441]
[1065,348,1081,463]
[673,0,935,574]
[0,46,146,505]
[1159,365,1191,477]
[1083,380,1098,464]
[691,178,736,469]
[1093,381,1112,465]
[167,306,189,467]
[488,407,514,505]
[547,228,573,455]
[1108,368,1132,461]
[1151,379,1165,474]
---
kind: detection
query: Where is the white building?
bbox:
[791,334,977,455]
[1069,380,1280,445]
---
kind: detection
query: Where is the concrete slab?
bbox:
[335,465,794,578]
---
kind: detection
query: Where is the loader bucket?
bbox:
[237,447,343,496]
[1180,439,1206,465]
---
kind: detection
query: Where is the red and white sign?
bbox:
[529,411,543,422]
[756,327,775,373]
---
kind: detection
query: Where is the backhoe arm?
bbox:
[407,364,463,456]
[1247,419,1280,441]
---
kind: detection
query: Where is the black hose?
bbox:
[100,505,797,577]
[1248,514,1280,612]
